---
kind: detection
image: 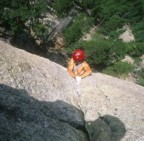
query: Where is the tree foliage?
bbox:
[103,61,134,77]
[52,0,144,42]
[63,13,94,46]
[0,0,47,35]
[53,0,73,17]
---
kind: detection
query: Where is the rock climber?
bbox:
[67,49,92,82]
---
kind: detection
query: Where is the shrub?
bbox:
[136,68,144,86]
[137,77,144,86]
[0,0,47,35]
[132,21,144,42]
[102,61,134,77]
[63,13,94,46]
[127,42,144,57]
[32,22,49,43]
[103,15,125,32]
[53,0,73,17]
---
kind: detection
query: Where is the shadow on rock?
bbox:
[9,32,68,67]
[86,115,126,141]
[0,84,126,141]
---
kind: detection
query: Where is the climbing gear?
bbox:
[72,49,85,61]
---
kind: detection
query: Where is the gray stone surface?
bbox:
[0,84,87,141]
[79,73,144,141]
[0,40,144,141]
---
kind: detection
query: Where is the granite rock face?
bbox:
[80,74,144,141]
[0,40,144,141]
[0,84,87,141]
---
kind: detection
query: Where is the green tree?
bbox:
[53,0,73,17]
[0,0,47,36]
[63,13,94,46]
[137,69,144,86]
[103,61,134,77]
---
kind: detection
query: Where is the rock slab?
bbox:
[0,40,144,141]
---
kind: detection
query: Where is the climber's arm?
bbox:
[67,59,77,78]
[79,62,92,78]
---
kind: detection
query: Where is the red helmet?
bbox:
[72,49,85,61]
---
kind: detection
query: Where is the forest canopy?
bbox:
[0,0,143,42]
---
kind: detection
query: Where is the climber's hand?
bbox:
[76,76,81,84]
